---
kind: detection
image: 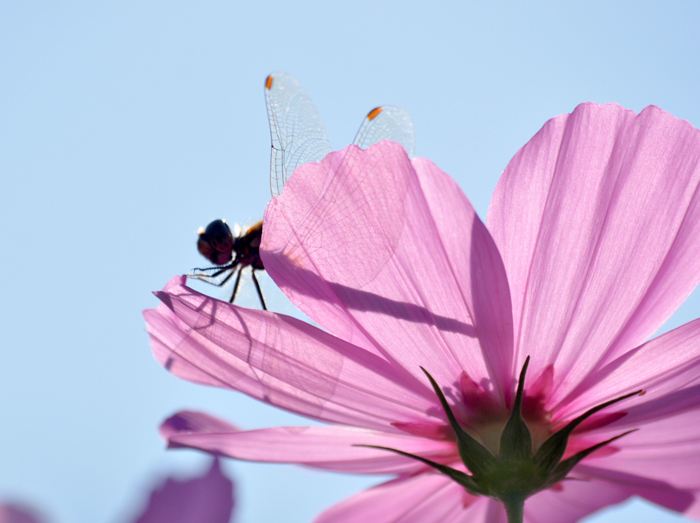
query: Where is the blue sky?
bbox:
[1,1,699,522]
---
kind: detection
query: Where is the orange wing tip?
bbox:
[265,75,274,90]
[366,107,383,121]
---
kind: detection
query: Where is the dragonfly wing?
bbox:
[265,72,332,197]
[352,106,415,158]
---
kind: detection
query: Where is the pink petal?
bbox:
[524,478,631,523]
[412,158,514,400]
[161,411,457,474]
[145,301,227,389]
[453,498,506,523]
[0,503,45,523]
[581,407,700,493]
[487,103,700,403]
[262,140,513,397]
[537,319,700,498]
[575,464,696,514]
[683,498,700,519]
[558,318,700,418]
[144,276,435,431]
[317,476,631,523]
[314,473,487,523]
[130,457,234,523]
[615,402,700,451]
[160,409,240,438]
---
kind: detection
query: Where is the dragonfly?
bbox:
[190,72,415,310]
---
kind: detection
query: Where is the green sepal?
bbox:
[544,430,637,488]
[533,390,641,472]
[362,360,642,523]
[420,367,496,478]
[354,444,485,495]
[499,357,532,460]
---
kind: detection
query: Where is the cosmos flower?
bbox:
[145,103,700,522]
[0,458,234,523]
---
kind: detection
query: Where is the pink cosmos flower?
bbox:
[145,102,700,522]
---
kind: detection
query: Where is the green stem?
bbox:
[503,497,524,523]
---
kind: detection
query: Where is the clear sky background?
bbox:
[1,2,700,522]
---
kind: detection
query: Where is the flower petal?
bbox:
[575,464,696,514]
[159,409,241,437]
[131,457,234,523]
[314,473,491,523]
[263,140,513,398]
[558,318,700,418]
[487,103,700,402]
[523,478,630,523]
[161,410,457,474]
[579,407,700,496]
[0,503,45,523]
[546,320,700,499]
[144,276,435,430]
[412,157,514,400]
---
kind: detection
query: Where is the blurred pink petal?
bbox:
[0,459,235,523]
[0,503,45,523]
[145,103,700,521]
[131,457,234,523]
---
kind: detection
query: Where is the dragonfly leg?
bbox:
[229,268,243,303]
[251,270,268,311]
[187,263,238,286]
[217,268,236,287]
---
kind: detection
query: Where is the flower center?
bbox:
[360,357,642,523]
[456,363,557,456]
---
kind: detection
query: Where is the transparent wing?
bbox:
[265,72,332,197]
[352,106,415,158]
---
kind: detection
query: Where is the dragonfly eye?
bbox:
[197,219,234,265]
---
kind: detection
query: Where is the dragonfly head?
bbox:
[197,219,234,265]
